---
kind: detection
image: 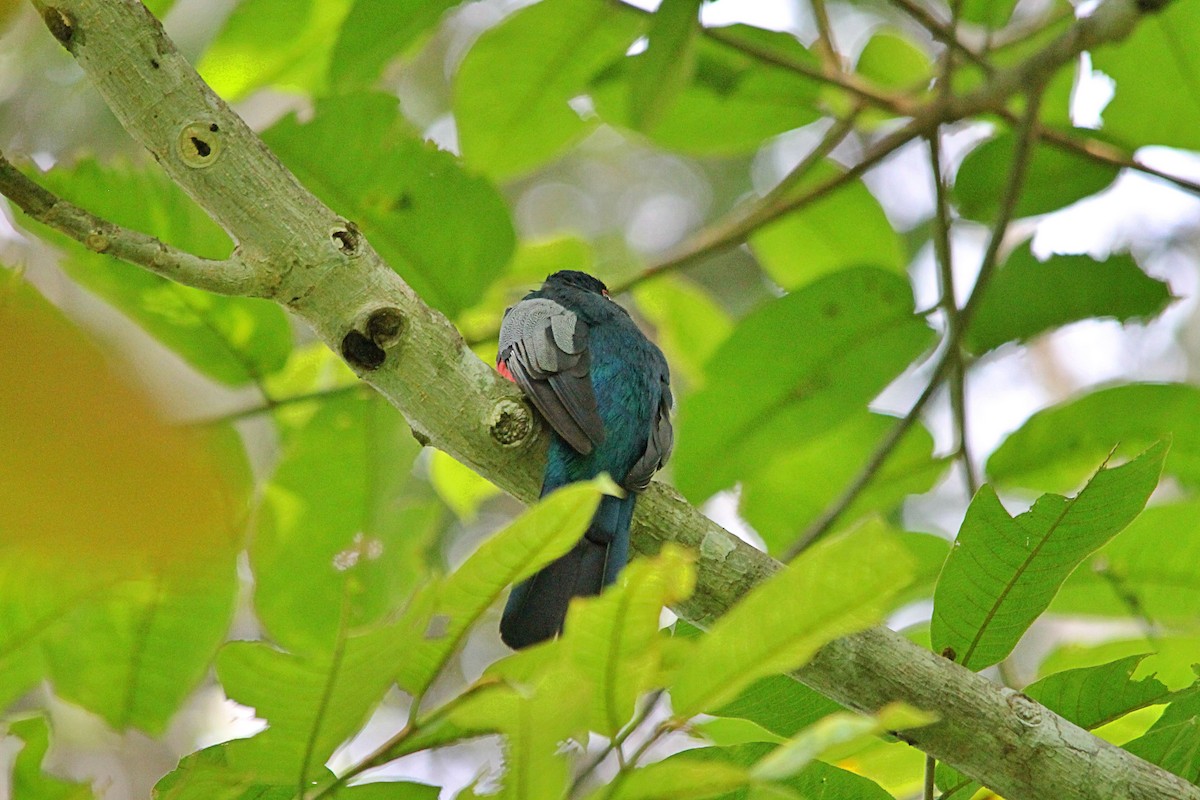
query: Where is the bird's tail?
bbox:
[499,489,636,649]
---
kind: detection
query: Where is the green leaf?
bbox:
[668,744,895,800]
[954,132,1120,220]
[959,0,1018,28]
[932,442,1167,670]
[9,716,93,800]
[216,627,411,786]
[670,520,915,717]
[395,478,615,694]
[633,276,733,389]
[252,393,433,652]
[1025,654,1172,730]
[738,413,946,554]
[32,160,291,385]
[328,0,460,90]
[855,29,931,90]
[629,0,703,132]
[1040,638,1200,693]
[263,93,514,317]
[750,165,907,289]
[713,675,844,739]
[153,745,305,800]
[1092,5,1200,151]
[988,383,1200,493]
[606,760,750,800]
[752,705,933,782]
[1053,500,1200,627]
[429,449,501,522]
[675,267,934,503]
[966,244,1172,354]
[591,26,822,156]
[454,0,644,180]
[1125,687,1200,784]
[562,545,695,735]
[197,0,352,100]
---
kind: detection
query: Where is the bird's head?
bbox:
[545,270,610,297]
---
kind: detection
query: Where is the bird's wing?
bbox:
[625,373,674,491]
[499,297,604,455]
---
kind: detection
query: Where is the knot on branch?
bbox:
[1005,690,1044,728]
[488,399,533,447]
[41,7,75,50]
[176,122,222,169]
[365,307,404,349]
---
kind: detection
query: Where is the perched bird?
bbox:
[496,270,673,649]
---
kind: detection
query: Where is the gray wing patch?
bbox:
[500,297,604,454]
[625,377,674,491]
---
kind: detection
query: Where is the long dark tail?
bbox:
[499,489,636,649]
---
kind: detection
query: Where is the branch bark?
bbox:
[7,2,1197,800]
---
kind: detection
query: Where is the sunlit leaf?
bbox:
[1041,638,1200,693]
[675,267,934,503]
[605,760,749,800]
[670,520,914,717]
[751,704,934,782]
[30,161,291,386]
[855,29,931,90]
[394,478,616,694]
[430,450,501,522]
[264,93,514,316]
[454,0,644,180]
[670,744,895,800]
[198,0,352,100]
[591,26,822,155]
[1025,654,1172,729]
[750,164,907,289]
[562,545,695,735]
[1092,4,1200,151]
[1124,687,1200,784]
[153,745,311,800]
[988,384,1200,493]
[954,132,1120,220]
[966,244,1172,354]
[932,442,1167,670]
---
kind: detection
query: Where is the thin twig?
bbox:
[929,132,979,497]
[809,0,842,74]
[568,690,666,798]
[0,151,264,297]
[189,384,367,426]
[786,88,1046,559]
[925,753,939,800]
[888,0,991,73]
[308,678,503,800]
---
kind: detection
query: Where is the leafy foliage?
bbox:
[4,0,1200,795]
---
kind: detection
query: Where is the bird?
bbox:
[496,270,673,649]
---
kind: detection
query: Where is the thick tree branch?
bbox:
[7,2,1197,800]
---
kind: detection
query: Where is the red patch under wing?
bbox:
[496,358,516,383]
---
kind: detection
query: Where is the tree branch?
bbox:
[0,152,262,296]
[8,2,1197,800]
